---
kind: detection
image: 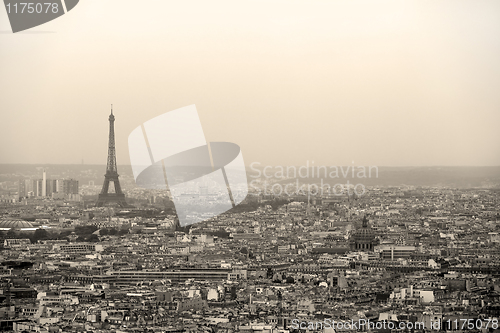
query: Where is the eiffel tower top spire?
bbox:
[106,105,117,174]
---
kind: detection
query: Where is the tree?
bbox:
[107,228,118,235]
[58,230,72,239]
[74,225,98,237]
[100,228,118,236]
[6,229,17,239]
[31,228,48,243]
[210,228,230,238]
[87,234,100,242]
[117,228,129,236]
[266,267,273,279]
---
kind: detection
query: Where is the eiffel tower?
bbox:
[96,106,127,207]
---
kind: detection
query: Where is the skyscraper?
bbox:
[63,179,79,195]
[18,179,28,199]
[42,169,46,196]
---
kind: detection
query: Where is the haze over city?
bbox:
[1,0,500,166]
[2,2,500,332]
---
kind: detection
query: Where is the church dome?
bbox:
[353,225,375,238]
[0,219,34,229]
[349,216,377,251]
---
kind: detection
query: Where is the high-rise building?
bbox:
[18,180,25,198]
[17,179,30,198]
[46,179,53,197]
[19,170,79,198]
[52,179,60,194]
[42,169,47,196]
[33,179,42,197]
[20,178,76,198]
[63,179,79,195]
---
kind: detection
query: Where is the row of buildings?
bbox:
[18,170,79,199]
[0,177,499,332]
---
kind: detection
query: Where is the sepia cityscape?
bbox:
[0,108,499,332]
[1,0,500,332]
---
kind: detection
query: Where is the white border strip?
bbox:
[60,0,68,13]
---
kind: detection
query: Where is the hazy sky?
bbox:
[1,0,499,167]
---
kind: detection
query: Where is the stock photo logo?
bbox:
[3,0,79,33]
[128,105,248,227]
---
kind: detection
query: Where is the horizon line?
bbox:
[1,163,500,168]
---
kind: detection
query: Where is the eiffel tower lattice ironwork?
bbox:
[96,105,127,207]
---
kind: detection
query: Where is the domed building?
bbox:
[349,215,378,251]
[0,219,35,230]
